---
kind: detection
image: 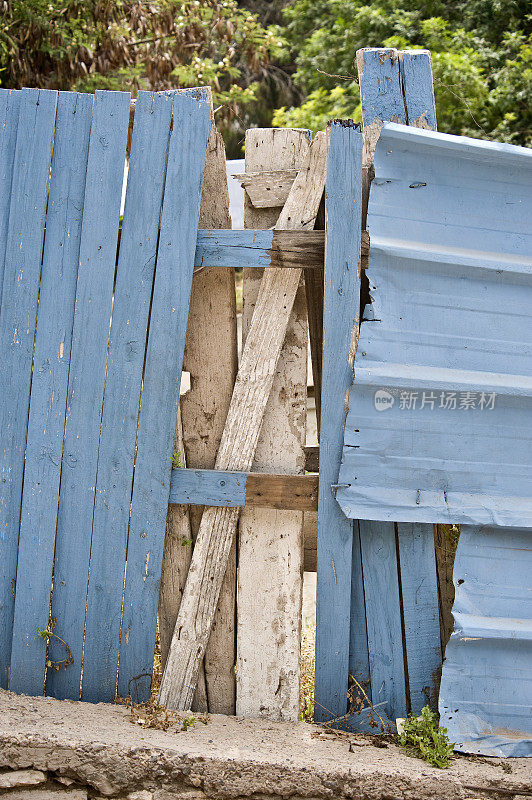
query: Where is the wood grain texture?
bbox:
[234,169,298,208]
[81,91,174,702]
[236,128,316,722]
[194,229,325,270]
[180,126,238,715]
[47,90,131,701]
[0,89,20,299]
[314,121,365,724]
[0,88,58,688]
[158,132,326,713]
[169,469,317,512]
[9,92,93,696]
[359,520,407,720]
[118,91,211,703]
[396,523,441,712]
[400,50,437,129]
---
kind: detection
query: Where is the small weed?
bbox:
[399,706,454,768]
[38,618,74,672]
[181,536,193,547]
[182,714,196,731]
[171,449,184,468]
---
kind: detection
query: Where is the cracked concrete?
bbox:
[0,690,530,799]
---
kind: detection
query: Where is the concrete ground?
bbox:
[0,690,530,799]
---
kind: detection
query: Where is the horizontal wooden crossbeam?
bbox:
[169,468,319,512]
[195,229,325,270]
[194,228,369,271]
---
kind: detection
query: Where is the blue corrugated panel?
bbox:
[439,525,532,757]
[336,123,532,527]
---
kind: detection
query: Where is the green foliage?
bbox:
[276,0,532,145]
[171,449,184,469]
[399,706,454,768]
[0,0,276,143]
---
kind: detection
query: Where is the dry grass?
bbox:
[300,622,315,722]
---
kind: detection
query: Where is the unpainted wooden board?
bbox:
[81,91,174,703]
[234,169,298,208]
[10,92,94,696]
[47,90,131,700]
[314,121,366,724]
[158,132,326,713]
[0,89,21,297]
[236,127,313,722]
[0,88,58,688]
[118,91,211,703]
[179,126,238,715]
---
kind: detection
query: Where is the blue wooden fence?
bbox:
[1,87,211,700]
[1,54,451,715]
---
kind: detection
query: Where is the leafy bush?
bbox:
[399,706,454,768]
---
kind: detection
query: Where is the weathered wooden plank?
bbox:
[169,468,318,511]
[0,88,58,688]
[304,445,319,473]
[169,468,247,508]
[234,169,298,208]
[355,46,406,724]
[179,123,238,715]
[46,90,131,700]
[81,91,174,702]
[314,121,365,724]
[396,523,441,712]
[236,127,313,722]
[0,89,21,300]
[117,91,211,702]
[159,132,326,713]
[305,195,325,433]
[400,50,437,129]
[9,92,94,696]
[359,520,407,720]
[194,229,324,270]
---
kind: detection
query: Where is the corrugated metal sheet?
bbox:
[439,525,532,757]
[336,122,532,526]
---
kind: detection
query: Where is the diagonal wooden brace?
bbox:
[159,131,328,710]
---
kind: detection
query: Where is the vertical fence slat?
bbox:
[397,50,442,711]
[118,92,211,702]
[46,91,130,700]
[10,92,94,696]
[359,521,407,719]
[400,50,437,130]
[396,523,441,712]
[315,121,364,724]
[349,522,370,696]
[0,89,58,687]
[0,89,21,300]
[81,91,174,702]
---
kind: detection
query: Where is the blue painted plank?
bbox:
[9,92,94,696]
[81,91,174,702]
[169,468,247,507]
[117,91,211,701]
[314,121,365,724]
[396,523,441,712]
[349,522,370,697]
[46,91,131,700]
[195,229,274,268]
[357,49,406,127]
[359,520,407,720]
[0,89,21,300]
[400,51,437,130]
[0,88,58,688]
